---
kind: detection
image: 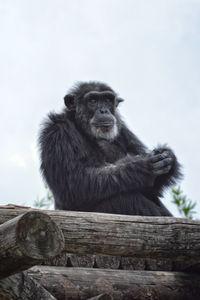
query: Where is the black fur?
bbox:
[39,81,182,216]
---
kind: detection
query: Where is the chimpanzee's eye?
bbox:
[89,99,96,105]
[106,99,113,105]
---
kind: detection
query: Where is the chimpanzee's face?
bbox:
[81,91,118,140]
[64,88,123,141]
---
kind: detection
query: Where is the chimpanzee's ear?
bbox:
[115,97,124,107]
[64,94,76,111]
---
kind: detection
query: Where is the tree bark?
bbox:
[42,253,175,272]
[87,294,113,300]
[0,272,56,300]
[1,206,200,270]
[27,265,200,300]
[0,211,64,279]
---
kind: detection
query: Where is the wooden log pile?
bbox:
[0,205,200,299]
[0,211,64,279]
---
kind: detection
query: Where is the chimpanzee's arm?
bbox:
[120,124,182,197]
[39,117,156,210]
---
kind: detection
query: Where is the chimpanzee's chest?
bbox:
[97,140,127,163]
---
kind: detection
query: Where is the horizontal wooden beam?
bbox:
[27,266,200,300]
[0,206,200,270]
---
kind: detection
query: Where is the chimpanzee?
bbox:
[39,81,182,216]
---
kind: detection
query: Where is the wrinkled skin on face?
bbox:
[86,91,118,140]
[65,89,123,141]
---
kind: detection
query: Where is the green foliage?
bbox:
[171,186,197,219]
[34,185,54,209]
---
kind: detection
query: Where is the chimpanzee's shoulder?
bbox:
[41,110,77,133]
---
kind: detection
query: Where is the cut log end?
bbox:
[16,211,65,259]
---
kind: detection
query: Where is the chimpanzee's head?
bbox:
[64,81,124,140]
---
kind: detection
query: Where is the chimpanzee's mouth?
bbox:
[96,125,113,133]
[90,117,118,139]
[97,123,113,127]
[94,123,114,133]
[92,121,114,127]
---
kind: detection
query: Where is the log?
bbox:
[0,272,56,300]
[1,206,200,270]
[43,253,95,268]
[0,211,64,279]
[27,265,200,300]
[43,253,174,271]
[44,253,119,269]
[95,255,120,269]
[87,294,113,300]
[43,252,174,271]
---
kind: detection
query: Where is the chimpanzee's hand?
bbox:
[150,149,174,176]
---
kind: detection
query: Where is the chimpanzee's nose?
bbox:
[99,108,108,114]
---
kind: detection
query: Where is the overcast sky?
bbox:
[0,0,199,217]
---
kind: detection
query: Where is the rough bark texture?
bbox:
[0,272,56,300]
[1,206,200,271]
[44,254,175,272]
[87,294,113,300]
[27,265,200,300]
[0,211,64,279]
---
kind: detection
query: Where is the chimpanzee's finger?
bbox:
[150,151,169,163]
[152,157,173,169]
[153,165,172,175]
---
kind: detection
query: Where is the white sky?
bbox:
[0,0,200,217]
